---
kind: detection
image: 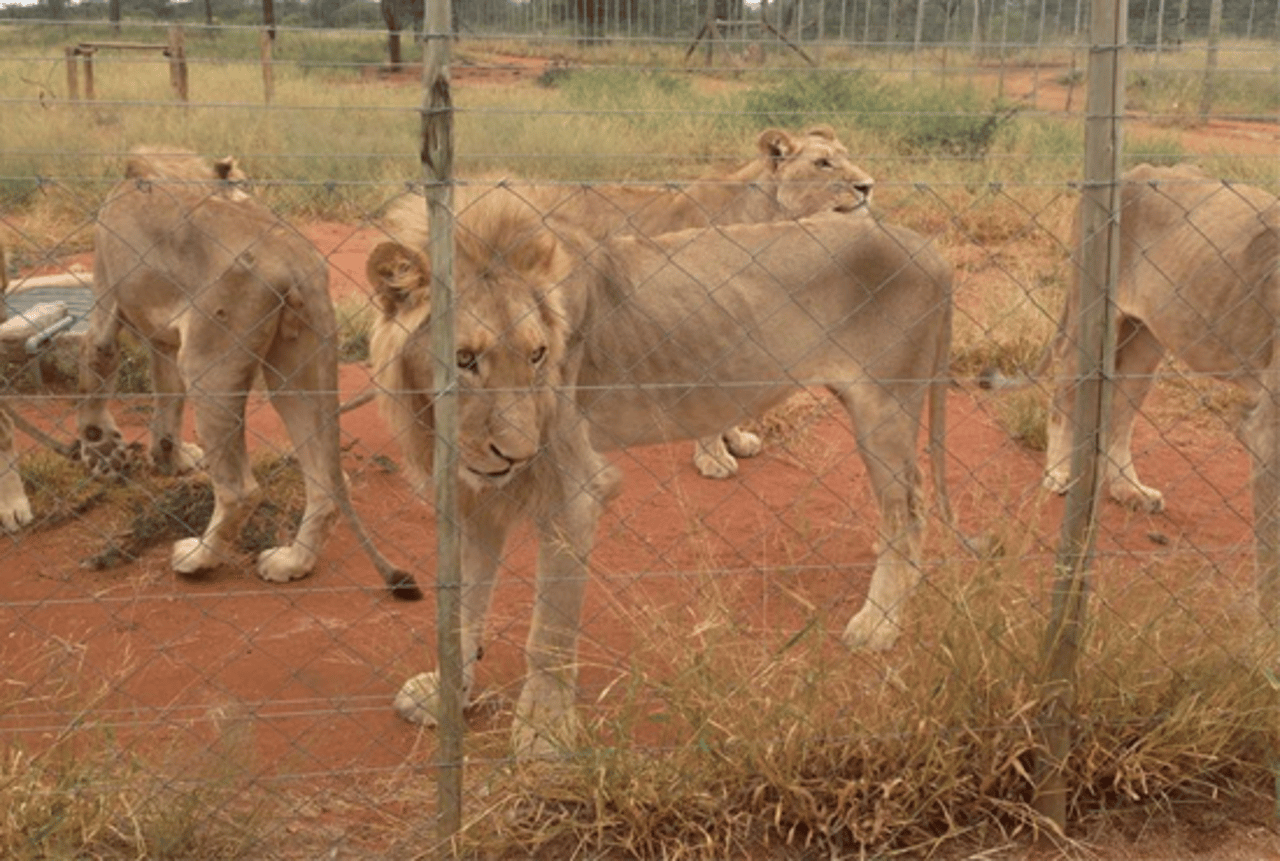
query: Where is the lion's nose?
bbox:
[489,443,530,471]
[854,181,874,199]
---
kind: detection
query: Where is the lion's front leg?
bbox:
[394,505,510,726]
[836,387,925,653]
[692,426,763,480]
[0,411,32,532]
[511,515,594,758]
[841,502,923,652]
[148,342,204,477]
[512,456,614,759]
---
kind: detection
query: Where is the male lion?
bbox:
[1044,163,1280,607]
[368,187,953,755]
[80,147,420,597]
[523,124,876,480]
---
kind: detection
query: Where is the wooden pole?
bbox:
[65,46,79,101]
[82,50,95,101]
[167,27,188,102]
[422,0,462,851]
[260,28,274,104]
[1033,0,1124,835]
[1198,0,1222,121]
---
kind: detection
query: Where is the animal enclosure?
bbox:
[3,1,1280,857]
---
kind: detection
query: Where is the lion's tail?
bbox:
[335,481,424,601]
[928,287,954,535]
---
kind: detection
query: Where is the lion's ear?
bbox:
[213,156,238,182]
[505,231,562,281]
[367,242,431,316]
[804,124,837,141]
[758,128,798,165]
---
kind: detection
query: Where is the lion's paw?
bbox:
[724,426,763,459]
[153,439,205,476]
[79,430,146,480]
[394,672,444,727]
[0,467,33,532]
[257,545,316,583]
[693,436,740,480]
[172,537,222,574]
[841,608,901,653]
[1110,481,1165,513]
[1042,469,1071,496]
[512,679,582,760]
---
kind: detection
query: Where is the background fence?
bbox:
[3,0,1280,857]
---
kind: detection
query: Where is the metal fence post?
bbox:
[1033,0,1125,835]
[421,0,462,851]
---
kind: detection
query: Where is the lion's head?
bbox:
[123,145,250,201]
[754,125,874,217]
[367,191,578,497]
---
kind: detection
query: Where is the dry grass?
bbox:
[445,537,1276,859]
[80,451,307,570]
[0,644,274,860]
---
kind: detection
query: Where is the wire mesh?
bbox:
[3,1,1280,857]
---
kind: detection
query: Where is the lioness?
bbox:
[369,188,953,754]
[1044,163,1280,607]
[524,124,875,480]
[1,245,34,532]
[80,147,420,597]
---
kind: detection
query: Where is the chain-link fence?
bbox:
[3,0,1280,857]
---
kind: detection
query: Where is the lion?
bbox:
[80,146,420,597]
[1044,163,1280,608]
[1,244,34,532]
[517,124,875,481]
[367,187,953,755]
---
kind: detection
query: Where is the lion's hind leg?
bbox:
[255,380,340,584]
[258,319,418,594]
[171,353,260,575]
[0,408,33,532]
[147,342,204,476]
[76,286,129,478]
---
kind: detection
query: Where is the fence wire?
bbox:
[2,3,1280,858]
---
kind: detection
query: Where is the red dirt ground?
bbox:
[3,219,1272,858]
[4,60,1280,857]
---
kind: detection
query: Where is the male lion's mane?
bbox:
[369,190,608,513]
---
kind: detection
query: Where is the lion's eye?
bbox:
[530,346,547,366]
[816,158,833,169]
[457,350,479,372]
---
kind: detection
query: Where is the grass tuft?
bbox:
[83,452,306,570]
[461,550,1276,858]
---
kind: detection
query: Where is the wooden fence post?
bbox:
[82,49,95,101]
[168,27,188,101]
[260,28,274,104]
[1033,0,1125,837]
[422,0,462,852]
[64,46,78,101]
